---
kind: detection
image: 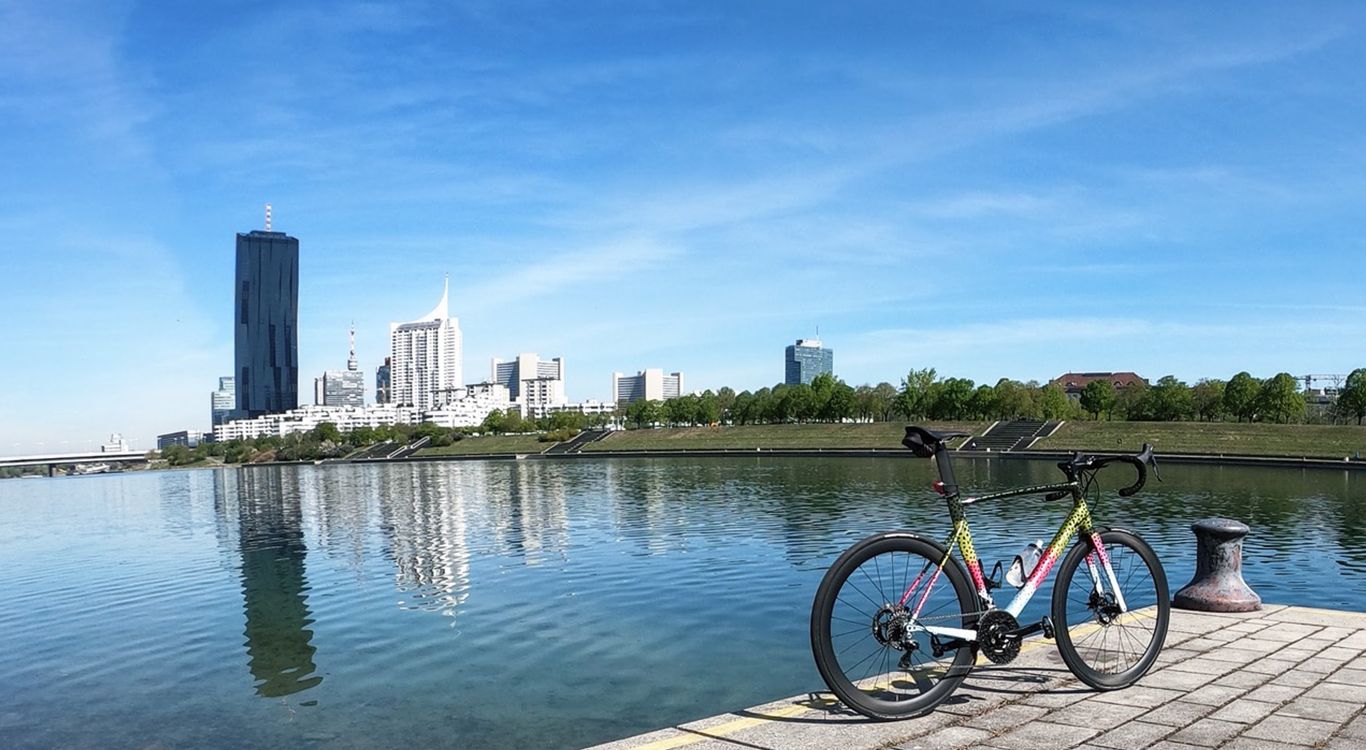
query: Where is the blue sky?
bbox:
[2,1,1365,452]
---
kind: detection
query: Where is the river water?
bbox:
[1,457,1362,749]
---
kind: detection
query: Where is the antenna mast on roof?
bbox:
[264,203,272,231]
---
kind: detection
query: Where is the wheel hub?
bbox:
[977,609,1021,664]
[1090,592,1121,625]
[872,605,915,650]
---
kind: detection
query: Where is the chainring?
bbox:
[977,609,1022,664]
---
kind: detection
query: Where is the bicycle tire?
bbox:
[1052,529,1169,689]
[810,532,977,719]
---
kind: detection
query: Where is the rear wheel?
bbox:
[1052,529,1169,689]
[810,533,977,719]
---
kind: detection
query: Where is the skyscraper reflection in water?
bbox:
[216,468,323,698]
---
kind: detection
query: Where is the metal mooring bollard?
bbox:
[1172,517,1262,612]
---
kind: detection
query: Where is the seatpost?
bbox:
[934,443,960,498]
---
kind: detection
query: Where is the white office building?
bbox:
[424,383,513,428]
[613,369,684,406]
[390,278,462,411]
[491,353,568,418]
[213,404,423,442]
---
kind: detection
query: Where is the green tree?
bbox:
[310,422,343,444]
[626,399,661,429]
[1115,380,1151,421]
[1338,369,1366,425]
[821,379,857,422]
[1258,373,1305,424]
[161,444,194,466]
[967,385,997,420]
[1147,376,1193,422]
[1191,379,1226,422]
[992,379,1032,419]
[714,387,736,420]
[872,382,898,421]
[853,384,875,422]
[1037,384,1072,420]
[928,377,974,420]
[898,368,938,419]
[785,383,817,422]
[1223,371,1260,422]
[1079,380,1117,420]
[730,390,755,425]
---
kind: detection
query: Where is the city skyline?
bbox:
[4,2,1366,450]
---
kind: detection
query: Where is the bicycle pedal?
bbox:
[1041,616,1055,639]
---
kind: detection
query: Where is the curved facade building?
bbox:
[389,279,462,410]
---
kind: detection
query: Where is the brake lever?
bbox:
[1150,454,1163,483]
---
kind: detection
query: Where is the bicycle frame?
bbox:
[903,480,1129,643]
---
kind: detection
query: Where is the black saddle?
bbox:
[902,426,971,458]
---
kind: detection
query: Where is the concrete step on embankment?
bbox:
[586,605,1366,750]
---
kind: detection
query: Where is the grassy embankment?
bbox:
[410,420,1366,459]
[416,434,550,456]
[1032,421,1366,459]
[581,422,987,452]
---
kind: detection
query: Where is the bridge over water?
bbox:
[0,450,150,476]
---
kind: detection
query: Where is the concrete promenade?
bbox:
[588,605,1366,750]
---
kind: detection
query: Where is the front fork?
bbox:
[1084,530,1128,614]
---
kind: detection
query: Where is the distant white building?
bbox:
[101,433,133,453]
[424,383,513,428]
[213,404,423,442]
[491,353,568,417]
[390,277,462,411]
[613,369,684,406]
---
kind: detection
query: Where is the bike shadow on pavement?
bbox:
[753,665,1082,725]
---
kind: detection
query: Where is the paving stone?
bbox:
[1088,720,1173,750]
[1139,667,1218,691]
[1243,684,1305,705]
[1319,646,1361,663]
[1302,657,1347,674]
[1208,699,1278,724]
[1242,714,1340,746]
[1222,738,1293,750]
[1278,696,1360,723]
[1275,670,1323,688]
[1305,680,1366,704]
[1337,713,1366,740]
[895,725,993,750]
[1018,689,1093,709]
[1213,670,1273,689]
[1164,657,1240,676]
[1167,717,1245,747]
[1141,700,1216,727]
[1202,648,1263,664]
[1251,622,1322,641]
[1045,699,1146,730]
[1181,683,1247,706]
[1241,658,1298,676]
[1326,667,1366,685]
[964,704,1048,732]
[982,720,1100,750]
[1091,684,1184,708]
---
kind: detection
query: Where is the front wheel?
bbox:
[1052,528,1169,689]
[810,533,977,719]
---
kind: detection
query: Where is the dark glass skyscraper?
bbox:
[235,229,299,417]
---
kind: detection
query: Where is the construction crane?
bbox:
[1300,374,1348,393]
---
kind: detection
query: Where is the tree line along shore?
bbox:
[72,367,1363,476]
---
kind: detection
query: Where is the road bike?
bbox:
[810,425,1169,719]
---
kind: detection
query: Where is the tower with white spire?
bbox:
[388,276,463,411]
